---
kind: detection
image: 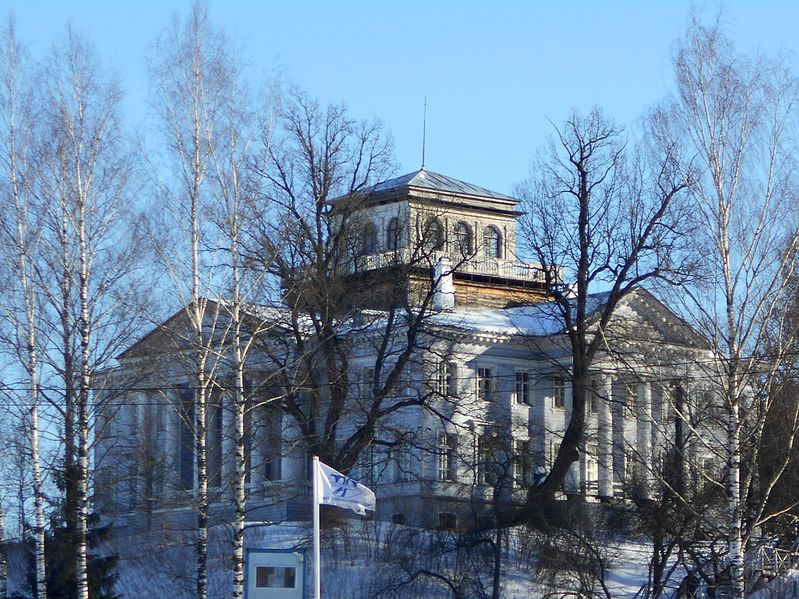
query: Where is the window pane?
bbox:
[386,217,401,250]
[255,566,297,589]
[553,376,565,409]
[424,218,444,251]
[483,226,501,258]
[477,368,494,402]
[515,372,530,404]
[454,221,472,255]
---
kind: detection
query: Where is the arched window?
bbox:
[386,217,401,250]
[483,226,502,258]
[423,218,445,252]
[361,221,378,254]
[453,221,473,256]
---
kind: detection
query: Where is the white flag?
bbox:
[315,460,376,516]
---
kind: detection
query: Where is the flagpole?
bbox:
[313,455,321,599]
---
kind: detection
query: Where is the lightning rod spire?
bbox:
[421,97,427,170]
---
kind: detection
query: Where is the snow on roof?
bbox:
[428,305,560,337]
[428,292,613,337]
[235,293,616,340]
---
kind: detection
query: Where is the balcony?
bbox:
[348,248,548,284]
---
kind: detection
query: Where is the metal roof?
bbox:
[368,168,518,202]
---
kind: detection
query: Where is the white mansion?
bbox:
[94,168,712,530]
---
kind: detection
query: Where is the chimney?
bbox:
[433,256,455,311]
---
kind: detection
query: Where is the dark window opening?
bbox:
[423,218,445,251]
[361,221,378,254]
[438,512,457,530]
[454,221,473,256]
[386,217,402,250]
[483,226,502,258]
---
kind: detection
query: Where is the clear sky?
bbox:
[4,0,799,195]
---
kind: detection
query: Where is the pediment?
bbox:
[600,288,708,349]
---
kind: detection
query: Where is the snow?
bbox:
[428,292,614,338]
[8,518,793,598]
[85,521,662,598]
[429,304,565,337]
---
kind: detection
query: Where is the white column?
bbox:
[597,376,614,499]
[637,381,653,497]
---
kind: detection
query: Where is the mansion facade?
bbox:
[94,168,712,530]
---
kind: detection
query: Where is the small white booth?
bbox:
[245,548,306,599]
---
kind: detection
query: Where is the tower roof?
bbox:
[367,168,517,203]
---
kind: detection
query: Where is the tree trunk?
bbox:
[195,374,209,599]
[0,503,7,599]
[232,361,246,599]
[727,397,744,597]
[30,381,47,599]
[75,165,91,599]
[491,525,501,599]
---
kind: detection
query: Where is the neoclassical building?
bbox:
[94,168,712,530]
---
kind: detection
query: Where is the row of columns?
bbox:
[590,376,660,500]
[119,389,296,510]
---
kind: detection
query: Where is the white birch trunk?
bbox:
[228,230,246,598]
[0,25,47,597]
[15,134,47,599]
[76,191,91,599]
[727,396,744,597]
[232,345,246,599]
[191,29,209,595]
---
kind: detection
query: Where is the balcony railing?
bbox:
[347,248,548,283]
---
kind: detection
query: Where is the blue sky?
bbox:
[5,1,799,195]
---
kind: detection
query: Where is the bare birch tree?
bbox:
[206,56,273,599]
[0,17,47,599]
[31,26,144,599]
[149,3,241,597]
[654,15,799,597]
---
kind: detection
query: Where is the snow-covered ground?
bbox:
[99,521,660,598]
[7,520,798,597]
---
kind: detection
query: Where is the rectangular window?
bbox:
[586,444,598,489]
[553,376,565,409]
[265,457,282,481]
[477,368,494,402]
[437,362,456,396]
[438,512,457,530]
[128,403,138,436]
[255,566,296,589]
[362,367,375,394]
[589,379,599,414]
[515,371,531,405]
[476,435,499,486]
[514,440,530,487]
[438,433,457,481]
[394,445,413,482]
